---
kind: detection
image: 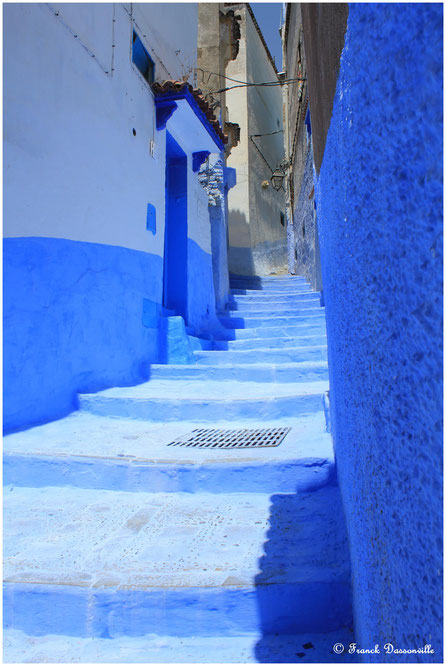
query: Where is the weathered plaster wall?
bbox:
[315,4,443,658]
[283,5,322,290]
[3,3,224,432]
[245,8,287,276]
[292,130,321,291]
[198,155,233,313]
[226,5,286,276]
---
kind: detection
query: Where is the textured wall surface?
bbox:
[4,239,162,433]
[198,155,231,313]
[292,130,322,291]
[316,4,443,660]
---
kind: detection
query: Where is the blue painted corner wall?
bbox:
[187,238,218,336]
[316,3,443,659]
[3,238,163,433]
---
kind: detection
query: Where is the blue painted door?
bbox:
[163,132,188,320]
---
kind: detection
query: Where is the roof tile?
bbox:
[152,80,228,145]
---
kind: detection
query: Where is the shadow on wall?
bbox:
[228,209,256,277]
[254,484,355,663]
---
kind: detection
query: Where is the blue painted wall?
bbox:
[4,238,162,433]
[316,3,443,659]
[187,239,219,337]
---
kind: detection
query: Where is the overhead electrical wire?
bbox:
[250,129,284,138]
[210,79,306,94]
[194,67,306,94]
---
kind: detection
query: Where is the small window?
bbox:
[132,31,154,84]
[280,211,286,227]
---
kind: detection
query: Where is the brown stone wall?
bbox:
[300,3,348,174]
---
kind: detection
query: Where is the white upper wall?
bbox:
[225,9,251,249]
[3,3,200,257]
[130,3,197,83]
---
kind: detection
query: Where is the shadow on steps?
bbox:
[254,483,357,663]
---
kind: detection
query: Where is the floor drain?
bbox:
[167,427,291,449]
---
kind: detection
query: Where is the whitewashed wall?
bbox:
[3,3,198,257]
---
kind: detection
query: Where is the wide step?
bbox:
[194,346,327,365]
[149,361,328,382]
[4,485,352,639]
[228,306,324,317]
[229,293,321,306]
[220,313,326,329]
[3,628,359,663]
[222,322,327,339]
[79,379,329,421]
[4,412,334,493]
[213,334,327,350]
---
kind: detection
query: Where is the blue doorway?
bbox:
[164,132,188,320]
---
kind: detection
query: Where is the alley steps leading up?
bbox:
[4,274,354,663]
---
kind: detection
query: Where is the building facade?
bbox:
[4,3,230,433]
[198,3,287,277]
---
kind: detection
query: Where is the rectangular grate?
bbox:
[167,427,291,449]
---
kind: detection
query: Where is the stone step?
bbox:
[228,302,323,315]
[78,379,329,422]
[4,412,334,494]
[230,286,314,295]
[220,313,326,329]
[4,484,353,639]
[149,361,329,382]
[224,322,327,339]
[229,277,307,287]
[213,334,327,351]
[229,292,321,304]
[193,346,327,366]
[3,627,359,663]
[224,306,324,317]
[229,274,307,282]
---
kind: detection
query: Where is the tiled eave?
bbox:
[152,80,228,151]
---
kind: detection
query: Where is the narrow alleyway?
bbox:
[4,275,356,663]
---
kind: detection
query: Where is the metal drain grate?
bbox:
[167,427,291,449]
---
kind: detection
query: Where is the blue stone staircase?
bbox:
[3,274,357,663]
